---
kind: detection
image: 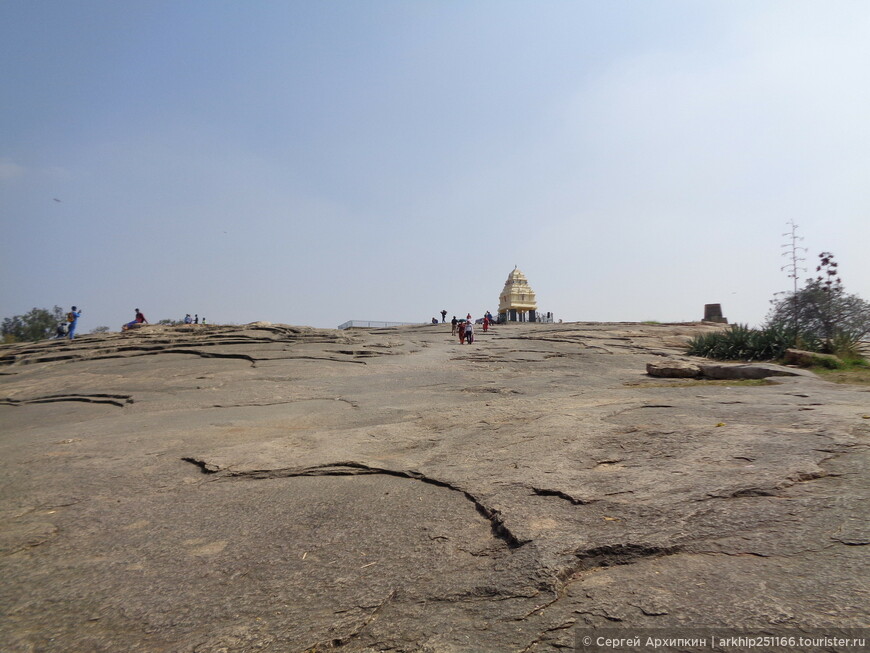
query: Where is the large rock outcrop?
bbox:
[1,322,867,651]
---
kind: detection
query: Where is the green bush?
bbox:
[687,324,868,363]
[810,354,844,370]
[686,324,798,361]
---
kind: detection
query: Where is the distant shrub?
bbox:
[1,306,65,342]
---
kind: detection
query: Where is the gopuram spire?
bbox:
[498,267,538,322]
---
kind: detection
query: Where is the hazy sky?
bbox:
[2,1,868,331]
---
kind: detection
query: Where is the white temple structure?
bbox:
[498,267,539,322]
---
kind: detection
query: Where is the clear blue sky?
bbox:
[2,1,868,331]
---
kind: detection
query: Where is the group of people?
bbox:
[58,306,146,340]
[57,307,212,340]
[446,310,495,345]
[121,310,207,330]
[57,306,144,339]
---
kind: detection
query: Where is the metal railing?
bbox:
[337,320,426,330]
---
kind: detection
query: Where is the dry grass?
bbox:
[812,365,870,385]
[624,379,777,388]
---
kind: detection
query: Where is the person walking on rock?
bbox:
[67,306,81,340]
[482,314,490,332]
[465,317,474,345]
[441,309,447,323]
[451,316,458,335]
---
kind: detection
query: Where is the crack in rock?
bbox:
[726,488,780,498]
[790,470,836,482]
[211,397,359,409]
[334,349,382,358]
[277,355,366,365]
[832,536,870,546]
[422,587,541,603]
[182,457,222,474]
[1,393,133,408]
[573,609,625,623]
[560,543,683,581]
[516,590,563,620]
[703,467,839,501]
[304,589,397,651]
[91,348,259,367]
[519,618,578,652]
[182,458,529,549]
[694,549,772,558]
[701,487,783,500]
[530,487,595,505]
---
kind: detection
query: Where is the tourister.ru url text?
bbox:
[577,629,870,652]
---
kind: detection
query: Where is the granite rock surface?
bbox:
[1,322,868,652]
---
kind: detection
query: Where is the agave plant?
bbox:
[687,324,802,361]
[829,330,865,361]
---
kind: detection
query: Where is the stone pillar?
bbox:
[703,304,728,324]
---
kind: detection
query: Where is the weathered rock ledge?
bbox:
[647,358,816,380]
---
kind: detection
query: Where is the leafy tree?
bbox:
[767,252,870,347]
[1,306,65,342]
[90,326,110,334]
[691,248,868,363]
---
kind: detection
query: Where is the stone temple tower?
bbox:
[498,267,538,322]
